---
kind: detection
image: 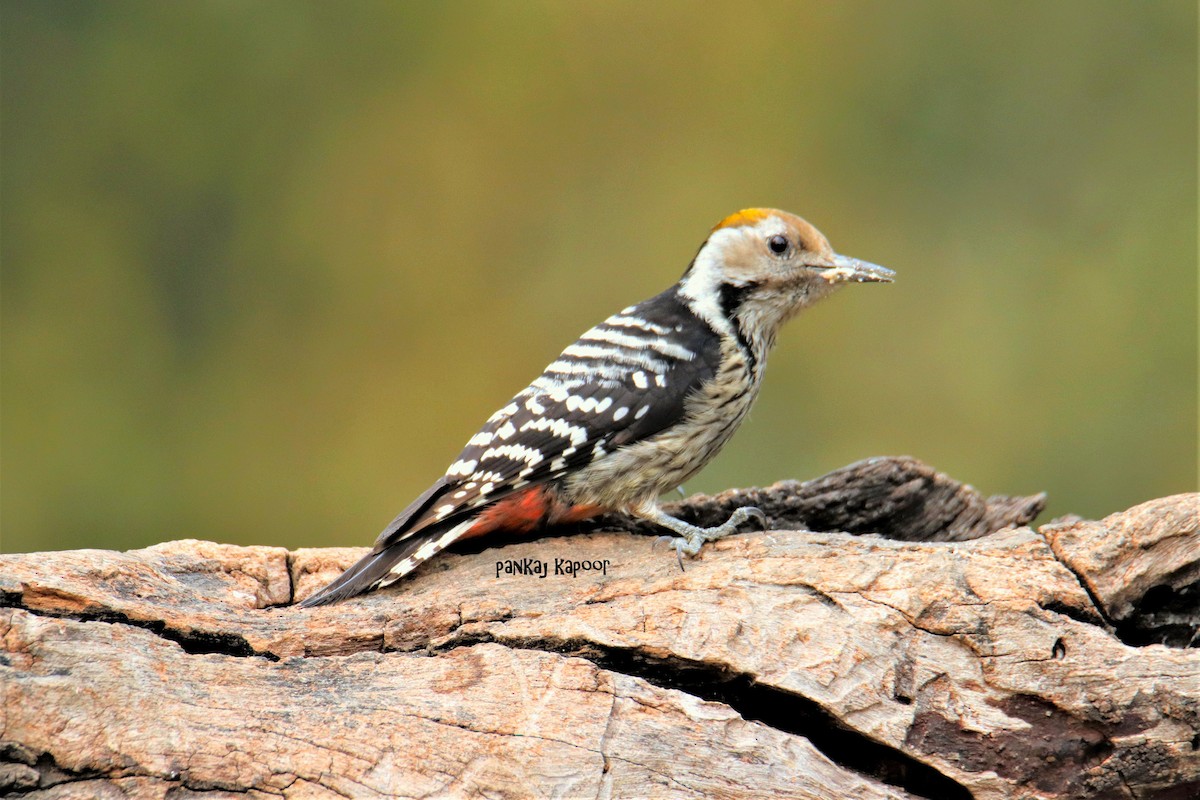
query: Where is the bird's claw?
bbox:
[650,505,768,574]
[742,507,768,529]
[653,534,691,572]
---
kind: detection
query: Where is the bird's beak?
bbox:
[815,254,895,284]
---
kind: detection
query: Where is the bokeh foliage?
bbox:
[2,1,1196,554]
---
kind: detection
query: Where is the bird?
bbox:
[298,208,893,607]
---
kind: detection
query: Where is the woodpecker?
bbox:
[299,208,893,607]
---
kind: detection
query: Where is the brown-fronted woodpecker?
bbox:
[299,208,893,607]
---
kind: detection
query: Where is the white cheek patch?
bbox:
[678,226,746,337]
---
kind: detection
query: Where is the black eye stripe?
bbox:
[768,234,789,254]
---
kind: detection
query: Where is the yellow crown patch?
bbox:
[712,208,775,232]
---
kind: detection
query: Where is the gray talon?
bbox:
[641,503,769,569]
[742,506,768,529]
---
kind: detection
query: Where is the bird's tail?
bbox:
[297,518,474,608]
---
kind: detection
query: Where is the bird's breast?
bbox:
[561,340,761,508]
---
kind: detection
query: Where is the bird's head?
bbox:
[678,207,893,349]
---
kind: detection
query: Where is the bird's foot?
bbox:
[649,506,767,571]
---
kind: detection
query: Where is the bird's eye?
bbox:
[768,234,789,255]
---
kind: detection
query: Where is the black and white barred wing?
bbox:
[380,288,720,543]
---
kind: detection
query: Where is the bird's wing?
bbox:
[372,287,722,549]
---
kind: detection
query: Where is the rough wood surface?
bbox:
[1043,495,1200,648]
[1,458,1196,799]
[571,455,1045,544]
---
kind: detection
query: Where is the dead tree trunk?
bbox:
[2,457,1197,799]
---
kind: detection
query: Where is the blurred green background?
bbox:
[2,1,1196,555]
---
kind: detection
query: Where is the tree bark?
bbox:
[2,458,1196,799]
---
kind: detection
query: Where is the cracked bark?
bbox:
[1,457,1196,800]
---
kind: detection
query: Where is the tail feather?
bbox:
[375,477,454,547]
[297,518,473,607]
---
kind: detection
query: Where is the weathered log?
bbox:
[619,455,1048,541]
[1,458,1196,799]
